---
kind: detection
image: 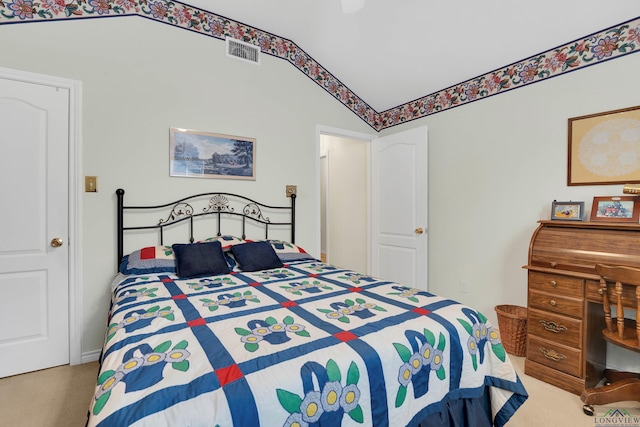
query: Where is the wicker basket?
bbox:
[494,305,528,357]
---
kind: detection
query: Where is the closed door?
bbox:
[371,126,428,289]
[0,77,70,377]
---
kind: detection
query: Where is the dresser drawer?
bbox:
[526,336,582,377]
[585,279,604,303]
[527,308,582,349]
[528,289,583,318]
[528,271,583,298]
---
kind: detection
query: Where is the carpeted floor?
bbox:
[508,356,639,426]
[0,361,99,427]
[0,356,638,426]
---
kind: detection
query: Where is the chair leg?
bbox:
[581,378,640,406]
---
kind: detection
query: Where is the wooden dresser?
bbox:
[524,220,640,395]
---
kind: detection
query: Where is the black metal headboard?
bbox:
[116,188,296,269]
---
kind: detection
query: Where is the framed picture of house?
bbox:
[550,201,584,221]
[589,196,640,222]
[568,105,640,186]
[170,128,256,180]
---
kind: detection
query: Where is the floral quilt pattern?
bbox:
[88,259,527,426]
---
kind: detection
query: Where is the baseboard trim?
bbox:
[81,349,101,364]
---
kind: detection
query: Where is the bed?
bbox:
[87,188,527,427]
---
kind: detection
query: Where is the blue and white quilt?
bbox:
[88,259,527,426]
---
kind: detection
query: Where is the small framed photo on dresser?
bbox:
[590,196,640,222]
[551,201,584,221]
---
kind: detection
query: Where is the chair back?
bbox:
[595,264,640,353]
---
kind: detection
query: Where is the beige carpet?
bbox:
[0,361,99,427]
[508,356,640,427]
[0,357,638,426]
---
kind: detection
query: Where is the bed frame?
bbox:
[116,188,296,269]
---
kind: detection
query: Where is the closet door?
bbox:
[0,76,70,377]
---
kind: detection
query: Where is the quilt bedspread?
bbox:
[88,259,527,427]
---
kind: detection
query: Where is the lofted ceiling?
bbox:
[188,1,640,112]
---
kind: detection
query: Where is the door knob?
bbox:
[415,227,424,235]
[51,237,63,247]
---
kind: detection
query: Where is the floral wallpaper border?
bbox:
[1,0,638,131]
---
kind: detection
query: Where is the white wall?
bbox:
[380,53,640,329]
[1,17,372,355]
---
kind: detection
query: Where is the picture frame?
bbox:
[589,196,640,222]
[170,127,256,180]
[568,105,640,186]
[550,201,584,221]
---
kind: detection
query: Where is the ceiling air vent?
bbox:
[226,37,261,65]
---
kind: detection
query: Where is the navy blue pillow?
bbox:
[172,241,230,278]
[231,241,284,272]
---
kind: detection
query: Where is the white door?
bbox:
[0,77,70,377]
[371,126,428,289]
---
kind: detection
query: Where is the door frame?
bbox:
[0,67,83,366]
[320,150,330,263]
[315,125,376,272]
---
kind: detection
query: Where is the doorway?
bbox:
[316,125,428,288]
[318,128,372,273]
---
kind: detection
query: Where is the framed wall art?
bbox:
[170,127,256,180]
[550,201,584,221]
[589,196,640,223]
[568,105,640,186]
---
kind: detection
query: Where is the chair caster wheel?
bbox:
[583,404,594,416]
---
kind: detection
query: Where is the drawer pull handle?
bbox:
[540,320,567,333]
[540,347,566,362]
[549,300,557,306]
[549,280,557,287]
[598,288,605,296]
[550,262,557,268]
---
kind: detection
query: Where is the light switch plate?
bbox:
[286,185,297,197]
[85,176,97,192]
